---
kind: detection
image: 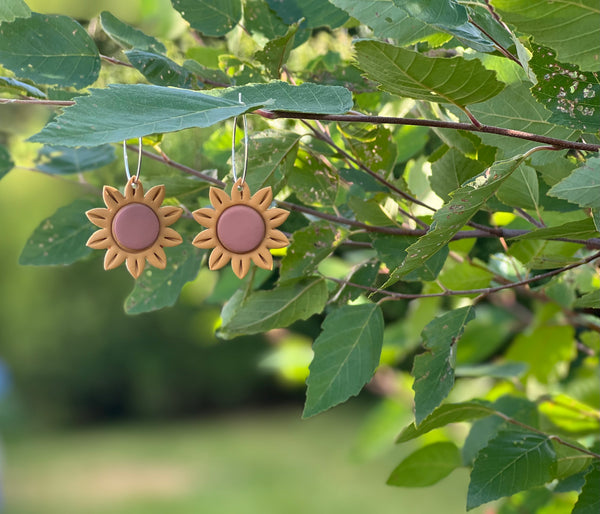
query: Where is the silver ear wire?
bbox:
[123,137,142,184]
[231,93,248,186]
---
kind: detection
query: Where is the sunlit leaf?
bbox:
[303,303,384,417]
[355,40,505,107]
[254,22,298,78]
[387,441,462,487]
[510,217,597,241]
[385,155,529,286]
[0,13,100,88]
[219,277,329,339]
[493,0,600,71]
[548,156,600,209]
[0,0,30,23]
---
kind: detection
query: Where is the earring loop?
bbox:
[231,94,248,186]
[123,137,142,184]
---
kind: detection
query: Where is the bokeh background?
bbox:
[0,1,488,513]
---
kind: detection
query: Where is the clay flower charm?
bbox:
[85,178,183,278]
[192,179,289,278]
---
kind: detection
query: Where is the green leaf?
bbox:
[396,402,494,444]
[354,40,505,108]
[387,441,462,487]
[371,234,449,282]
[125,244,203,315]
[467,431,557,510]
[574,291,600,308]
[280,222,345,281]
[493,0,600,72]
[0,0,30,23]
[463,83,578,164]
[393,0,496,52]
[219,278,328,339]
[344,127,398,178]
[266,0,348,29]
[412,306,475,424]
[438,259,495,292]
[511,217,597,241]
[329,0,439,45]
[217,81,353,114]
[496,163,539,210]
[99,11,166,53]
[552,443,594,481]
[19,198,97,266]
[171,0,241,36]
[0,144,14,181]
[29,84,263,147]
[548,156,600,209]
[530,44,600,132]
[254,22,298,79]
[573,463,600,514]
[0,76,45,98]
[303,303,384,418]
[35,145,116,175]
[506,325,576,384]
[125,50,195,88]
[244,0,288,40]
[238,130,300,193]
[430,148,487,202]
[0,13,100,89]
[385,155,528,286]
[183,59,231,87]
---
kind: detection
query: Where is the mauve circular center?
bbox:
[112,203,160,251]
[216,205,265,254]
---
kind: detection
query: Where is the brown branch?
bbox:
[468,17,522,67]
[100,54,134,68]
[255,110,600,152]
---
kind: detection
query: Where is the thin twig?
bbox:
[100,54,134,68]
[468,17,522,67]
[323,250,600,302]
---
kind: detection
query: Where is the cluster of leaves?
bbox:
[1,0,599,511]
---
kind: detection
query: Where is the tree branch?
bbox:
[256,110,600,152]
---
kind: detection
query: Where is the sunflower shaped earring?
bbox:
[85,139,184,279]
[192,114,289,279]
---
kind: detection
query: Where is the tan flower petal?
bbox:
[159,205,183,226]
[126,255,146,279]
[145,184,165,209]
[87,229,112,249]
[146,247,167,269]
[231,255,251,279]
[265,229,289,249]
[86,207,110,228]
[251,186,272,209]
[104,247,126,270]
[192,229,216,249]
[231,179,251,202]
[102,186,124,210]
[209,247,231,270]
[160,227,183,247]
[125,178,145,201]
[192,207,217,228]
[264,208,289,227]
[251,247,273,270]
[209,187,232,209]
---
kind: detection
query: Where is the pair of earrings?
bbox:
[86,129,289,280]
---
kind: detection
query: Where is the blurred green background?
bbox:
[0,1,489,513]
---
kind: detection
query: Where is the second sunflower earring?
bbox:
[192,115,289,279]
[86,139,184,279]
